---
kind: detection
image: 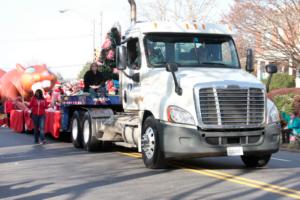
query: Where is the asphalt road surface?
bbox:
[1,127,300,200]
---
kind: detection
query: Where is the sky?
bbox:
[0,0,233,79]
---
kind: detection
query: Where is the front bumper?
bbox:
[157,121,280,159]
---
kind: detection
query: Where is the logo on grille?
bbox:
[226,85,240,89]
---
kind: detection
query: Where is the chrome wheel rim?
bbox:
[72,119,78,140]
[83,120,90,144]
[142,127,156,159]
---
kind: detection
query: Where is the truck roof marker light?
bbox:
[202,24,206,30]
[185,23,190,29]
[193,24,198,30]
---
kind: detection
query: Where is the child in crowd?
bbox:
[281,111,300,144]
[51,82,64,110]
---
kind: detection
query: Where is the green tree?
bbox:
[77,62,91,79]
[273,94,295,115]
[262,73,295,91]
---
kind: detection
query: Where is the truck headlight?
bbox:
[167,106,195,125]
[267,99,280,124]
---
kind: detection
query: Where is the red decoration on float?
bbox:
[0,64,57,101]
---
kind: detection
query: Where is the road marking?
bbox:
[120,152,300,199]
[174,163,300,199]
[271,157,291,162]
[119,152,141,158]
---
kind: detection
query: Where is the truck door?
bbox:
[122,38,142,110]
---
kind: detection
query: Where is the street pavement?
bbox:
[0,127,300,200]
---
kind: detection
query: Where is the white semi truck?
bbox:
[66,0,281,169]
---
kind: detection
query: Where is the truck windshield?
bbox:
[145,34,240,68]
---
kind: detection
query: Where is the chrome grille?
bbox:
[199,87,264,127]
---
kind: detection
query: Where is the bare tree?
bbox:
[223,0,300,68]
[183,0,216,21]
[139,0,170,21]
[139,0,216,22]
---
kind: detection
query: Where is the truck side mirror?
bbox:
[265,64,278,93]
[265,64,278,74]
[116,46,127,70]
[166,63,179,72]
[246,49,254,73]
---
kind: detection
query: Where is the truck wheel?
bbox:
[82,112,100,152]
[141,116,166,169]
[241,154,271,168]
[71,111,83,148]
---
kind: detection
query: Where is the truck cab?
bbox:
[67,0,281,169]
[115,21,281,168]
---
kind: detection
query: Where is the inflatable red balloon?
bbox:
[0,69,5,78]
[0,64,57,101]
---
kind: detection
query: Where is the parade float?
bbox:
[0,64,57,131]
[0,26,121,137]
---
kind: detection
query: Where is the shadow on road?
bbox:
[1,128,300,200]
[11,169,171,200]
[0,128,70,148]
[0,181,53,199]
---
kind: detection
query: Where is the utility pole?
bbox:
[92,17,96,61]
[100,11,103,47]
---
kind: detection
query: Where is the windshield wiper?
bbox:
[154,61,167,65]
[200,62,227,66]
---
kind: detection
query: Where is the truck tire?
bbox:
[71,111,83,148]
[141,116,166,169]
[241,154,271,168]
[82,112,101,152]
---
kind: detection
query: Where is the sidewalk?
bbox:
[280,143,300,153]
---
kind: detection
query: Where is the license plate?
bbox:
[227,146,244,156]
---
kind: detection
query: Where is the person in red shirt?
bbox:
[28,89,49,144]
[44,91,52,104]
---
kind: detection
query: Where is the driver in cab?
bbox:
[146,42,165,65]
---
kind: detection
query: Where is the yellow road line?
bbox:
[173,162,300,195]
[128,152,142,157]
[205,168,300,195]
[119,152,141,158]
[120,152,300,199]
[173,163,300,199]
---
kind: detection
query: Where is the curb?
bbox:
[280,147,300,153]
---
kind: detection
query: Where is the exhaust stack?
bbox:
[128,0,137,24]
